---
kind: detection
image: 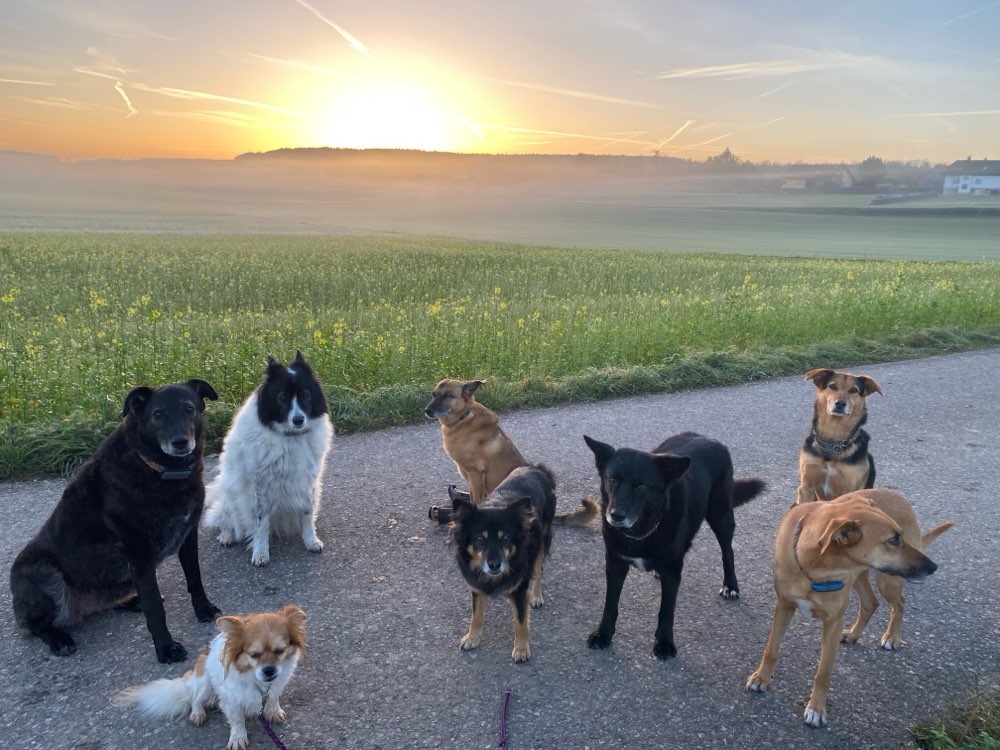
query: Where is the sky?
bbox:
[1,0,998,163]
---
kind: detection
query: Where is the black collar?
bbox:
[443,407,475,428]
[138,452,194,481]
[810,427,860,457]
[792,516,845,593]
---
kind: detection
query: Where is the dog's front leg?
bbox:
[129,561,185,663]
[746,597,796,692]
[250,491,272,566]
[588,555,629,649]
[219,695,249,750]
[263,691,286,724]
[460,591,486,651]
[299,487,324,553]
[804,611,846,727]
[178,526,221,623]
[653,563,683,659]
[509,585,532,662]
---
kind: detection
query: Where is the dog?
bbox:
[10,380,221,663]
[116,604,306,750]
[204,351,333,566]
[797,368,882,504]
[449,465,557,662]
[583,432,765,659]
[426,378,597,527]
[746,488,953,727]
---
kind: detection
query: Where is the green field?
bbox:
[2,231,1000,478]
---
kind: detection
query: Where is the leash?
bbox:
[257,684,290,750]
[498,688,512,749]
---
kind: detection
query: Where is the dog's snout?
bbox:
[171,437,191,451]
[261,665,277,681]
[424,406,435,418]
[292,415,305,427]
[834,400,847,411]
[608,507,628,525]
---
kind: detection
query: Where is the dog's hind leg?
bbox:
[747,597,796,693]
[842,573,879,644]
[529,555,544,608]
[10,550,78,656]
[299,493,324,554]
[460,591,487,652]
[874,572,906,650]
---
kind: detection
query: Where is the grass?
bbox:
[912,692,1000,750]
[2,231,1000,479]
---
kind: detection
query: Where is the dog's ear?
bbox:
[448,484,472,503]
[216,615,245,676]
[653,453,691,482]
[461,380,484,399]
[121,386,154,418]
[451,497,476,525]
[510,496,535,526]
[819,518,863,556]
[856,375,883,397]
[804,368,835,388]
[583,435,616,472]
[279,605,307,654]
[186,379,219,407]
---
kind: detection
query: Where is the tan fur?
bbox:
[747,489,953,727]
[218,604,307,677]
[796,368,882,504]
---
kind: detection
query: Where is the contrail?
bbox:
[114,81,138,118]
[0,78,55,86]
[941,0,1000,26]
[493,79,662,109]
[292,0,391,68]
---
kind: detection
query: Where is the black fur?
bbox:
[256,350,329,429]
[10,380,220,662]
[450,465,556,628]
[583,431,765,659]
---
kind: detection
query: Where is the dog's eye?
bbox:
[500,536,513,549]
[152,409,166,420]
[184,404,195,415]
[887,534,901,547]
[274,648,285,656]
[635,485,647,494]
[473,537,486,550]
[249,651,262,659]
[827,383,838,391]
[848,387,859,394]
[277,393,288,403]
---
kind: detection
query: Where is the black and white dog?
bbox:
[204,351,333,566]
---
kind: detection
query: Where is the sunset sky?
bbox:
[2,0,998,163]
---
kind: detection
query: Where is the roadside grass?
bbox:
[911,692,1000,750]
[2,232,1000,479]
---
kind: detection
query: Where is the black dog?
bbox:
[583,432,765,659]
[450,465,556,662]
[10,380,221,663]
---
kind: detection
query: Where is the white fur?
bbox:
[115,631,300,750]
[204,390,333,566]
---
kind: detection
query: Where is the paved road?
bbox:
[2,349,998,750]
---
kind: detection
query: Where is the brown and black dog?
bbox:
[747,488,953,727]
[425,378,597,526]
[797,368,883,505]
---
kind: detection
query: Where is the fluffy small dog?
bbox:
[204,351,333,566]
[117,605,306,750]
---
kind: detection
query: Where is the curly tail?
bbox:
[554,496,600,527]
[732,478,767,508]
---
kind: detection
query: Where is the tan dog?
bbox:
[797,368,882,505]
[425,378,597,526]
[746,489,953,727]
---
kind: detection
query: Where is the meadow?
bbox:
[2,231,1000,478]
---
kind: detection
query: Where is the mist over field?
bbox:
[2,148,998,260]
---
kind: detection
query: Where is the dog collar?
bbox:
[792,517,845,592]
[810,429,859,456]
[443,407,474,428]
[138,452,193,481]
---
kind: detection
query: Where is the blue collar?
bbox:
[793,517,845,593]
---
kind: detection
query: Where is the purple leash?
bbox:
[498,688,512,749]
[258,712,290,750]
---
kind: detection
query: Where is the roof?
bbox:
[943,159,1000,176]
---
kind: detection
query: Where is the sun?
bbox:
[313,81,480,152]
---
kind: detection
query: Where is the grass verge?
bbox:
[911,692,1000,750]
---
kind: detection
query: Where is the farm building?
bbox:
[942,158,1000,195]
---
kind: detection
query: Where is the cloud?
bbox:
[128,83,302,118]
[493,79,663,109]
[114,81,138,118]
[658,119,696,147]
[478,123,659,148]
[0,78,56,87]
[27,0,174,40]
[890,109,1000,118]
[292,0,391,68]
[657,51,883,80]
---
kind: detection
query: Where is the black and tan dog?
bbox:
[10,380,221,663]
[584,432,765,659]
[797,368,883,505]
[746,488,953,727]
[426,378,596,527]
[449,465,556,662]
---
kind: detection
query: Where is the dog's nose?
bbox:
[171,437,190,451]
[608,507,628,525]
[834,400,847,411]
[292,415,305,427]
[261,665,277,680]
[424,407,434,418]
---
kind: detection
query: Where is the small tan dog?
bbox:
[797,368,882,505]
[425,378,596,527]
[746,489,953,727]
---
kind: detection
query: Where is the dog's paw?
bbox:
[653,639,677,660]
[511,645,531,663]
[226,729,249,750]
[880,634,902,650]
[841,629,861,644]
[156,639,188,664]
[459,633,481,651]
[530,593,544,609]
[250,551,270,567]
[719,586,740,600]
[587,630,613,650]
[189,709,206,726]
[194,601,222,623]
[216,529,237,546]
[303,538,324,553]
[803,705,828,728]
[745,671,770,692]
[265,707,287,724]
[47,631,77,656]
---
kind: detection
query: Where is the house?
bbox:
[942,158,1000,195]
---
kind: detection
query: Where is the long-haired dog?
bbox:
[797,368,882,504]
[450,465,556,662]
[204,351,333,566]
[116,605,306,750]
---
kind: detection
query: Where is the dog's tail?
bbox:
[921,521,955,550]
[732,478,767,508]
[554,496,600,527]
[113,673,196,719]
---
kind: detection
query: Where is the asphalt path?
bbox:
[2,349,998,750]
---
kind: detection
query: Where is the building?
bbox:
[942,158,1000,195]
